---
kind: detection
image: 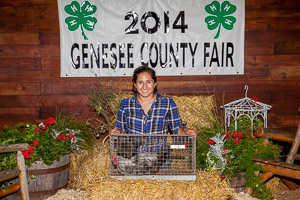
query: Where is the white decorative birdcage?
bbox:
[110,134,196,181]
[220,85,272,134]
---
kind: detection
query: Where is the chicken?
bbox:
[111,135,171,176]
[113,152,159,175]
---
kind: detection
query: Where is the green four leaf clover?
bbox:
[205,1,237,39]
[64,1,97,40]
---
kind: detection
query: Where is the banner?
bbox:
[57,0,245,77]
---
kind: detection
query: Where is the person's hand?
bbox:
[109,128,122,136]
[183,127,197,137]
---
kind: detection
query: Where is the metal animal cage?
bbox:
[110,134,196,180]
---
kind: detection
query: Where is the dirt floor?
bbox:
[45,187,300,200]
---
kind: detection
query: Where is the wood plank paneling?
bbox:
[0,45,60,57]
[40,107,96,119]
[39,33,59,45]
[245,31,273,43]
[246,0,300,6]
[277,17,300,30]
[276,115,300,127]
[0,33,39,45]
[271,66,300,80]
[0,108,39,121]
[0,96,40,108]
[273,31,300,42]
[275,42,300,54]
[0,0,299,131]
[0,57,41,71]
[246,6,300,18]
[38,5,58,20]
[0,82,40,95]
[256,55,300,67]
[245,18,277,31]
[245,43,274,55]
[39,95,90,107]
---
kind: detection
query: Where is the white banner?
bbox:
[57,0,244,77]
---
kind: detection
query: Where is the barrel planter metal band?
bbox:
[4,154,70,200]
[27,162,70,176]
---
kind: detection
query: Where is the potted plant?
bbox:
[202,116,281,199]
[0,114,95,198]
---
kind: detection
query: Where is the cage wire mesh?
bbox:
[110,134,196,180]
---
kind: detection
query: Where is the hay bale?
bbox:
[86,170,233,200]
[69,144,234,200]
[112,94,215,130]
[266,177,289,195]
[169,95,215,129]
[68,144,110,190]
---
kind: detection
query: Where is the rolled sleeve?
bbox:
[168,98,184,134]
[115,99,128,133]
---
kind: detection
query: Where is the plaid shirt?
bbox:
[115,93,184,135]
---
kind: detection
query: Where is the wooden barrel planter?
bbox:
[4,154,70,200]
[229,171,247,193]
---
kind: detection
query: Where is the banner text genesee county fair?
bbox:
[57,0,245,77]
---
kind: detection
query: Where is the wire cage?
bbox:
[110,134,197,180]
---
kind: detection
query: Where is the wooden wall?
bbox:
[0,0,299,132]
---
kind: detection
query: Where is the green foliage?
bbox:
[0,115,95,171]
[197,113,281,199]
[195,110,225,169]
[88,81,125,137]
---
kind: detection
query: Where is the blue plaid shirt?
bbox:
[115,93,184,135]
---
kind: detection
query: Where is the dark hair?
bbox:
[132,65,157,94]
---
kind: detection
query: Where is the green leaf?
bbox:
[205,16,220,30]
[65,17,80,31]
[221,16,236,30]
[81,1,97,16]
[83,17,97,31]
[205,1,221,16]
[64,1,81,16]
[221,1,237,16]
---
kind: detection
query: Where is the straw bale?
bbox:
[266,177,289,195]
[112,94,215,129]
[168,95,215,129]
[68,144,110,190]
[86,170,234,200]
[69,144,235,200]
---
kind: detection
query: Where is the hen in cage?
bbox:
[110,134,196,180]
[111,135,170,175]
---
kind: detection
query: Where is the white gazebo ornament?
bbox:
[221,85,272,134]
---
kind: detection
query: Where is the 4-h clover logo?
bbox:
[64,1,97,40]
[205,1,236,39]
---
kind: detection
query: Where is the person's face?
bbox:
[134,72,156,98]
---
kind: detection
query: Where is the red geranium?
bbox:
[29,146,34,154]
[22,151,30,159]
[207,140,215,145]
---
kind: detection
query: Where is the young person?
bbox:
[109,65,196,136]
